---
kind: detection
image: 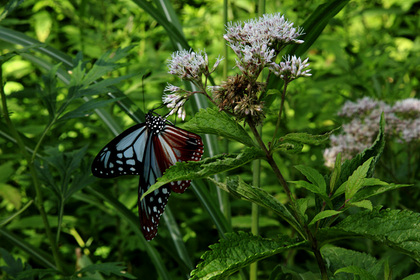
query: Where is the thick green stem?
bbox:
[248,119,329,279]
[250,139,261,280]
[0,66,63,272]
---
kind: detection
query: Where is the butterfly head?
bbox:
[145,113,166,135]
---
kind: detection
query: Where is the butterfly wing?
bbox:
[91,124,148,178]
[138,133,173,240]
[92,114,204,241]
[138,124,203,240]
[153,125,204,193]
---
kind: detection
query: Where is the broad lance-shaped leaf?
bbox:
[294,165,326,194]
[309,210,341,226]
[77,262,136,279]
[270,127,340,154]
[212,177,304,237]
[181,108,257,147]
[280,128,340,145]
[334,114,385,188]
[345,157,374,201]
[141,147,265,199]
[322,246,384,278]
[190,232,306,280]
[335,266,376,280]
[317,208,420,262]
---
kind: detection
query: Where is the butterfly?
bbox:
[91,112,204,240]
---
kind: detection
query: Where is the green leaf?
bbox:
[0,228,57,270]
[322,246,383,278]
[77,262,136,279]
[212,177,303,237]
[336,114,385,188]
[58,98,121,122]
[345,157,374,201]
[38,63,60,120]
[348,200,373,210]
[271,128,340,155]
[0,247,28,278]
[351,183,411,202]
[334,266,376,280]
[190,232,306,280]
[291,180,322,195]
[332,177,390,200]
[0,200,33,227]
[318,208,420,262]
[130,0,190,50]
[295,198,311,220]
[141,147,264,199]
[280,128,340,146]
[329,153,342,193]
[270,140,304,154]
[79,46,134,87]
[402,274,420,280]
[181,108,257,147]
[294,165,326,194]
[309,210,341,226]
[0,0,25,22]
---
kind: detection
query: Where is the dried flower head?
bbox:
[211,74,265,124]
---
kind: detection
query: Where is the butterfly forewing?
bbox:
[91,124,148,178]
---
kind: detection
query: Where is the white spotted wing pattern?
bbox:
[92,112,203,240]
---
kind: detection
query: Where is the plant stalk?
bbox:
[270,80,288,148]
[248,119,329,279]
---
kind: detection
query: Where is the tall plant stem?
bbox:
[248,121,292,202]
[250,128,261,280]
[0,67,63,272]
[270,81,288,148]
[248,120,329,279]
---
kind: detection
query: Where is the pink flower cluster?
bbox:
[323,97,420,168]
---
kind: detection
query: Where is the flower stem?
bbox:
[270,80,288,149]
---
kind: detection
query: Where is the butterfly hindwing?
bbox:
[153,125,204,193]
[138,180,172,240]
[91,124,148,178]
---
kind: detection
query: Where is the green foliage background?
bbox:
[0,0,419,279]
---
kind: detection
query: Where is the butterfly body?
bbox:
[92,112,203,240]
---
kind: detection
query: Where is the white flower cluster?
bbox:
[167,50,208,81]
[165,50,222,118]
[269,55,311,80]
[224,13,308,80]
[167,49,222,83]
[224,13,304,46]
[162,84,187,120]
[391,98,420,143]
[323,97,420,168]
[230,39,276,77]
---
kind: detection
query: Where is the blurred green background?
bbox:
[0,0,419,279]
